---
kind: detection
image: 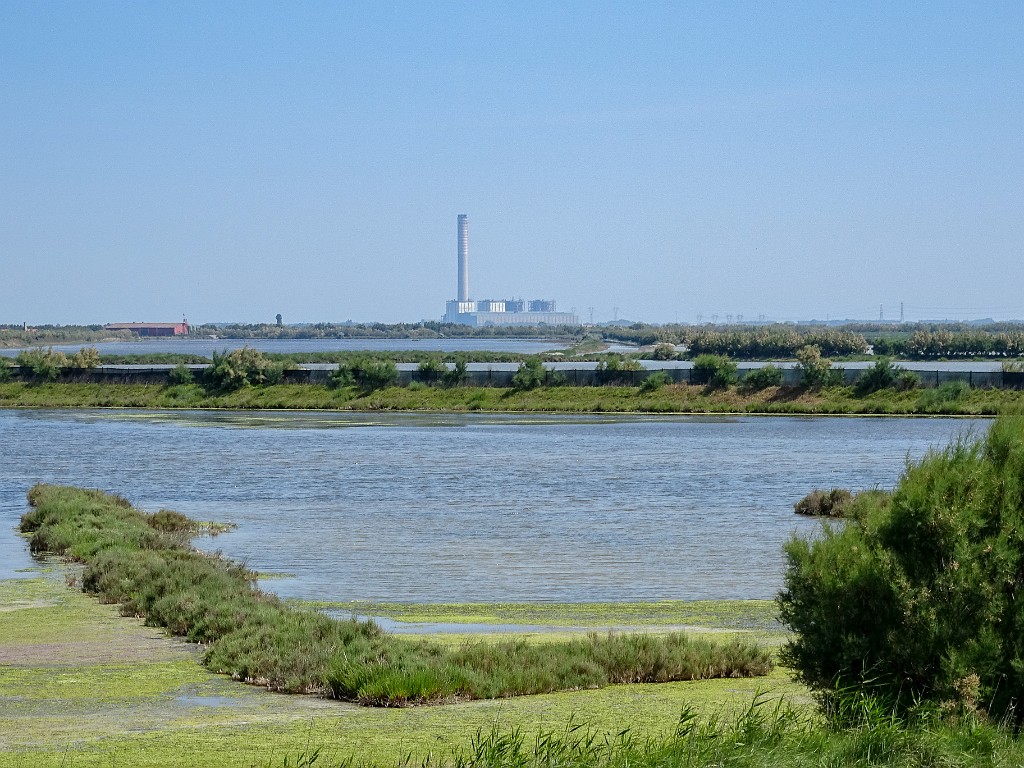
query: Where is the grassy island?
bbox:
[19,484,771,708]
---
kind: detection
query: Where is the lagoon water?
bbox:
[0,410,989,602]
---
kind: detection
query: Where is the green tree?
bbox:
[779,416,1024,724]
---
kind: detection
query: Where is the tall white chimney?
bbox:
[457,214,469,302]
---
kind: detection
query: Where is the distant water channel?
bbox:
[0,337,566,357]
[0,410,990,601]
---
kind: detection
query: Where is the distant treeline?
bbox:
[0,325,132,349]
[606,323,1024,360]
[870,330,1024,359]
[192,321,581,340]
[603,321,1024,347]
[7,321,1024,361]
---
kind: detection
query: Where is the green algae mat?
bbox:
[0,574,805,767]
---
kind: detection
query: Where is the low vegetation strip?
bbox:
[0,380,1020,415]
[19,484,772,707]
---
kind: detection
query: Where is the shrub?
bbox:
[0,357,10,382]
[167,364,194,386]
[795,345,839,389]
[328,364,353,389]
[331,358,398,392]
[442,358,468,388]
[147,508,196,533]
[896,370,921,391]
[416,357,445,385]
[779,416,1024,723]
[740,365,783,391]
[640,371,671,393]
[352,358,399,391]
[651,343,678,361]
[691,355,737,389]
[15,347,68,382]
[595,355,643,385]
[511,358,546,390]
[68,346,101,369]
[793,488,854,517]
[204,348,285,391]
[854,358,918,396]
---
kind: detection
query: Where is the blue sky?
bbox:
[2,2,1021,324]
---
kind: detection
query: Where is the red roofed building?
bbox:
[105,321,190,337]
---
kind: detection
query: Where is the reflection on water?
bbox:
[0,409,989,601]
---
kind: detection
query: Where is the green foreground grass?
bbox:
[0,380,1019,415]
[0,573,802,767]
[6,575,1024,767]
[19,485,770,709]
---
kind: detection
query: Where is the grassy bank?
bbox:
[19,485,771,708]
[0,380,1019,414]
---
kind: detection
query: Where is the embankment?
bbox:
[1,381,1020,415]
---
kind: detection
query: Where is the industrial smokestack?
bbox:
[457,214,469,302]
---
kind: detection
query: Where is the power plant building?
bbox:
[442,215,579,327]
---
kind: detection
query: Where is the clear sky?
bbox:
[2,2,1022,325]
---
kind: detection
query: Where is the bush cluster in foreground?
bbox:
[780,414,1024,725]
[21,484,772,707]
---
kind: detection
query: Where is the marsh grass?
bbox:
[20,485,773,707]
[1,380,1022,415]
[793,488,854,517]
[270,693,1024,767]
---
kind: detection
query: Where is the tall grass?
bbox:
[270,694,1024,767]
[21,484,772,706]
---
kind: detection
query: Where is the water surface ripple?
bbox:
[0,410,988,601]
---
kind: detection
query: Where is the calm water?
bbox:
[0,410,989,601]
[0,338,565,357]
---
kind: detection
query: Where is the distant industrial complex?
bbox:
[443,214,578,327]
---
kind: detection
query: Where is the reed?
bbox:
[271,693,1024,767]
